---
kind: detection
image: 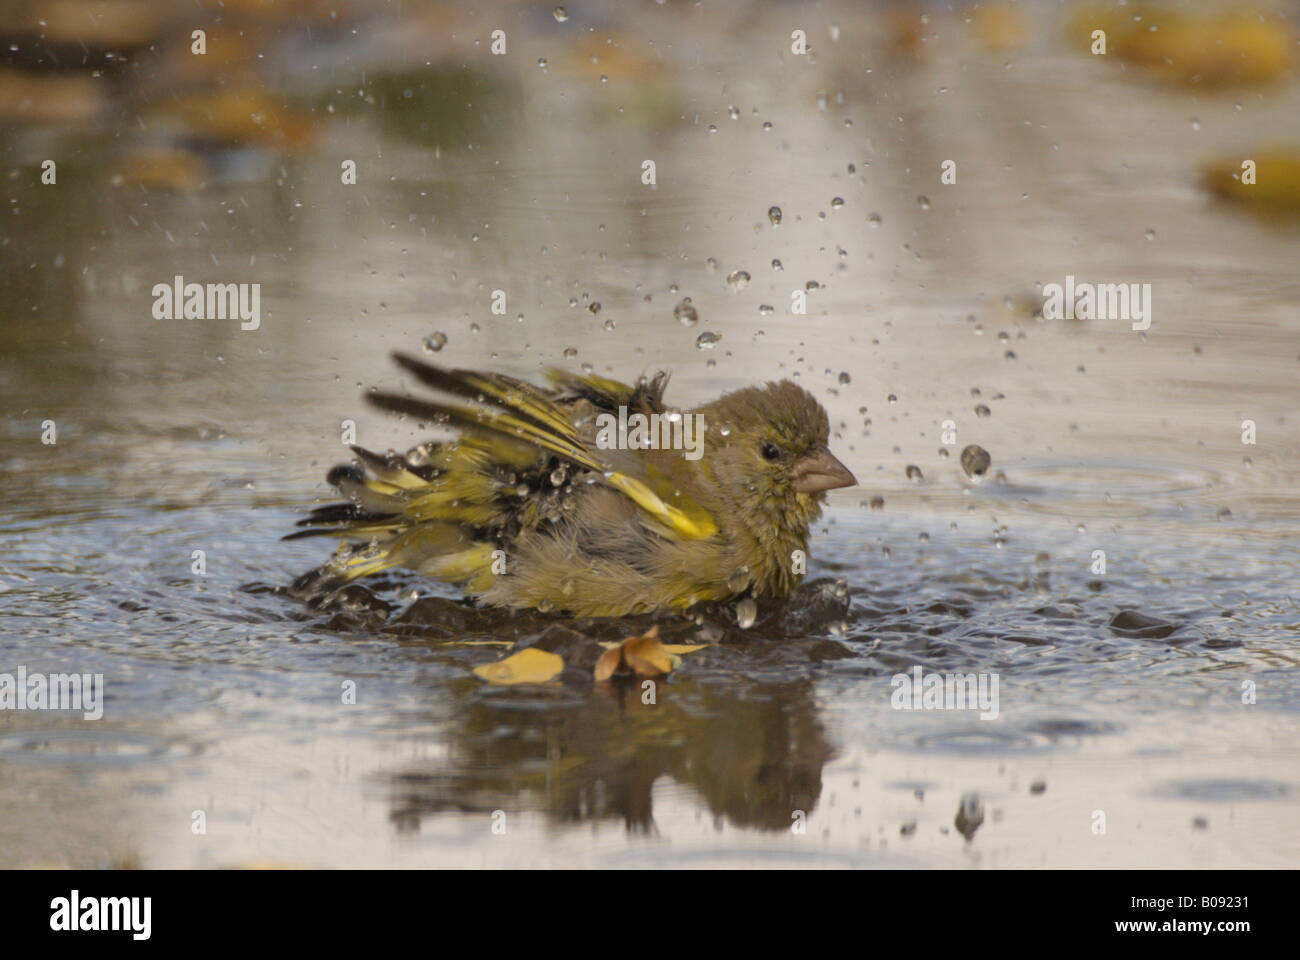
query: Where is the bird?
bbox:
[287,353,857,618]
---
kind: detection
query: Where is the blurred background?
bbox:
[1,0,1298,868]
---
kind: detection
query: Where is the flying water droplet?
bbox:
[735,598,758,629]
[960,444,991,479]
[726,270,751,291]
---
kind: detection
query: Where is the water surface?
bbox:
[2,0,1298,868]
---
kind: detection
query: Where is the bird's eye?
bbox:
[760,441,781,461]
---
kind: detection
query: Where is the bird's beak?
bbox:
[793,447,858,494]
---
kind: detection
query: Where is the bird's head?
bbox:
[701,380,857,535]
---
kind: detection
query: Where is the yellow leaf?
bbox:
[473,648,564,685]
[662,644,709,655]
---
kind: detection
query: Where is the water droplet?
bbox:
[831,196,845,210]
[868,213,882,227]
[887,393,898,405]
[728,105,740,120]
[762,121,773,131]
[768,205,782,226]
[905,464,924,482]
[726,270,751,291]
[422,332,448,352]
[917,195,931,210]
[602,318,615,331]
[974,404,991,418]
[838,371,851,385]
[537,57,548,69]
[735,598,758,629]
[674,298,699,326]
[770,258,783,271]
[960,444,991,479]
[553,6,568,22]
[563,346,578,359]
[695,331,722,350]
[1144,228,1155,241]
[588,301,601,315]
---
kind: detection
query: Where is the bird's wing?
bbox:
[375,354,715,539]
[544,367,670,415]
[292,355,717,555]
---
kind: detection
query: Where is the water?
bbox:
[2,0,1299,868]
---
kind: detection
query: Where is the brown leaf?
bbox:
[593,625,675,681]
[623,628,673,677]
[593,645,623,683]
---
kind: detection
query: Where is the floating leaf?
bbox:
[473,648,564,685]
[593,645,623,683]
[623,629,673,676]
[594,625,689,681]
[662,644,709,655]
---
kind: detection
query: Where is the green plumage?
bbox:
[289,353,856,617]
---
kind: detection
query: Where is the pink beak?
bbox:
[793,447,858,494]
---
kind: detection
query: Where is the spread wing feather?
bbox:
[288,355,717,597]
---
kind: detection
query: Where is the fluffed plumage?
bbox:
[288,353,857,617]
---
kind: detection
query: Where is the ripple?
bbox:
[1151,778,1291,802]
[909,727,1049,754]
[0,730,200,768]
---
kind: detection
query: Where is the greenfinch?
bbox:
[288,353,857,617]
